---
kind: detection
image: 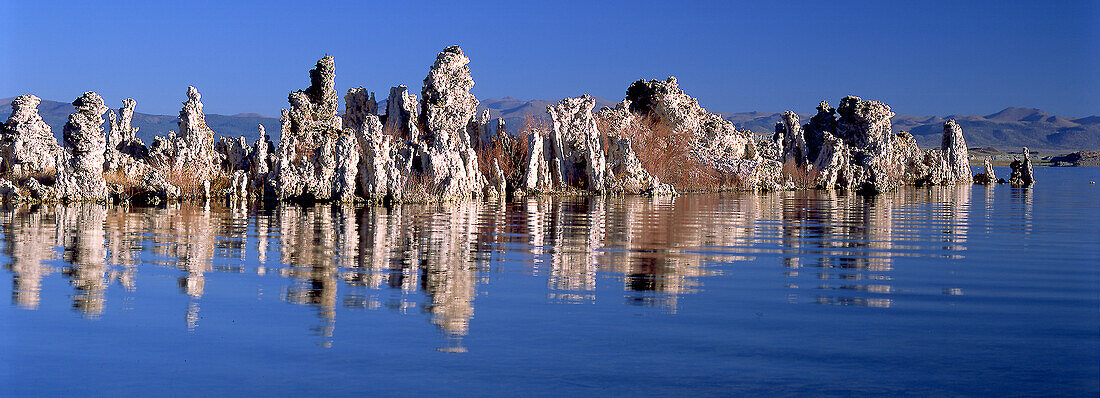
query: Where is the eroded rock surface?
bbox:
[383,85,419,141]
[415,46,486,199]
[546,95,607,192]
[274,56,359,202]
[625,77,753,170]
[923,120,973,185]
[974,156,997,184]
[1009,147,1035,187]
[55,92,110,201]
[596,100,674,195]
[0,95,64,179]
[149,87,218,182]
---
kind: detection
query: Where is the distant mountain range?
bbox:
[3,96,1097,152]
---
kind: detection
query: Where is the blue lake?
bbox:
[2,166,1098,396]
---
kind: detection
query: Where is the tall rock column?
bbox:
[1009,147,1035,186]
[105,98,149,171]
[416,46,486,199]
[273,56,359,201]
[383,85,419,142]
[940,120,972,184]
[148,86,219,183]
[56,92,110,201]
[774,111,809,166]
[0,95,64,179]
[547,95,607,191]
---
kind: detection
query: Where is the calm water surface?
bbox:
[2,167,1098,396]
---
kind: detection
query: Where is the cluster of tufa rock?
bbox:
[757,96,980,193]
[0,45,1037,204]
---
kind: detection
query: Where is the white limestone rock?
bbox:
[416,46,486,200]
[273,56,359,202]
[55,92,110,202]
[0,95,64,179]
[546,95,607,192]
[383,85,419,142]
[624,77,753,171]
[519,129,552,192]
[149,87,218,181]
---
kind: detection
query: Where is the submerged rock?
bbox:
[273,56,359,202]
[415,46,486,200]
[0,95,64,180]
[1009,147,1035,186]
[55,92,110,202]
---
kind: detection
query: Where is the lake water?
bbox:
[2,167,1098,396]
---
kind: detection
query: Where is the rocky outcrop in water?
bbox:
[415,46,486,200]
[519,129,552,192]
[922,120,973,185]
[54,92,110,202]
[0,45,1029,203]
[0,95,64,179]
[596,100,674,195]
[545,95,607,192]
[774,111,809,166]
[357,113,414,202]
[248,125,275,196]
[974,156,997,184]
[626,77,754,170]
[149,87,218,182]
[274,56,359,202]
[1009,147,1035,187]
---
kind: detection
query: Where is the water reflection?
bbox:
[2,185,979,344]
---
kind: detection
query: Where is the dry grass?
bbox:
[597,114,729,192]
[476,113,540,188]
[150,153,220,199]
[400,171,441,202]
[103,169,144,199]
[781,159,818,189]
[10,165,57,186]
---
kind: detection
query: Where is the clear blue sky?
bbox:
[2,0,1096,117]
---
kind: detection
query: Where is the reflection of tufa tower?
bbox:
[59,204,109,317]
[2,205,61,309]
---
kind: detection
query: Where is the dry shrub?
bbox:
[153,156,220,199]
[476,113,541,187]
[381,119,402,139]
[10,165,57,186]
[103,169,144,199]
[600,114,729,192]
[781,159,818,189]
[401,170,441,202]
